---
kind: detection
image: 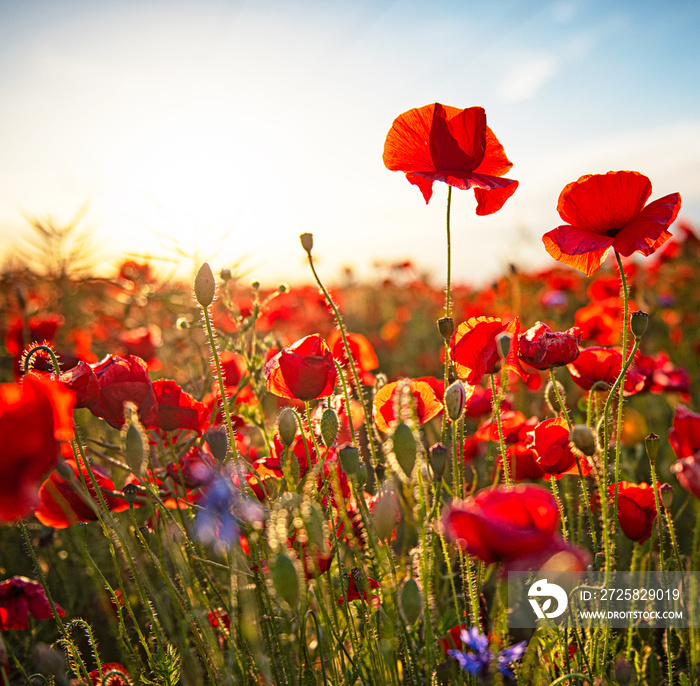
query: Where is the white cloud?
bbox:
[496,54,560,103]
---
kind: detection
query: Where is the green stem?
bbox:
[490,374,511,487]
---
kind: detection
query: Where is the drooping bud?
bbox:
[437,317,454,341]
[194,262,216,308]
[338,443,360,478]
[205,426,229,462]
[429,443,449,481]
[630,310,649,339]
[271,552,300,609]
[372,488,399,542]
[570,424,596,457]
[645,432,660,464]
[320,407,339,447]
[122,402,146,474]
[278,407,297,448]
[659,483,673,510]
[400,578,423,625]
[300,232,314,255]
[444,380,466,421]
[392,422,417,478]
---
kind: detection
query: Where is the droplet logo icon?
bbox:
[528,579,568,619]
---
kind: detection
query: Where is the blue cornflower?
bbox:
[447,627,527,680]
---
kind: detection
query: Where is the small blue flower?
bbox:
[447,628,527,680]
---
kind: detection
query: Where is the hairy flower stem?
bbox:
[490,374,511,487]
[304,247,378,469]
[550,475,569,541]
[442,187,453,443]
[334,359,357,446]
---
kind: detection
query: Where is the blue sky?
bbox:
[0,0,698,285]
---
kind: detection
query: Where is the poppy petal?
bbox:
[473,126,514,177]
[542,226,613,277]
[612,192,682,256]
[406,173,434,203]
[557,171,652,233]
[473,177,519,216]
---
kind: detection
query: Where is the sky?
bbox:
[0,0,699,286]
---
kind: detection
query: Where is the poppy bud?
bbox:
[33,643,66,679]
[176,317,190,330]
[250,279,260,289]
[400,578,422,625]
[570,424,596,457]
[194,262,216,308]
[630,310,649,338]
[300,232,314,254]
[278,283,289,294]
[429,443,449,481]
[444,380,466,421]
[659,483,673,510]
[351,567,367,594]
[372,489,399,542]
[437,317,454,341]
[220,268,233,282]
[645,432,660,464]
[339,443,360,478]
[320,407,339,447]
[122,406,146,474]
[392,422,417,478]
[271,552,300,609]
[614,658,636,685]
[356,463,367,487]
[205,426,229,462]
[278,408,297,448]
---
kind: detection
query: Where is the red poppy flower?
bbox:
[443,484,559,564]
[58,361,99,408]
[338,571,381,606]
[328,329,379,385]
[0,576,65,630]
[268,433,318,477]
[500,442,546,482]
[149,379,207,434]
[5,314,63,357]
[464,383,512,418]
[34,459,130,528]
[166,447,217,490]
[670,453,700,500]
[518,322,581,370]
[264,334,337,401]
[383,103,518,213]
[451,317,527,385]
[474,411,538,445]
[636,352,691,399]
[542,171,681,276]
[0,374,75,522]
[119,325,161,363]
[567,347,645,395]
[574,300,620,346]
[530,418,578,475]
[608,482,659,543]
[88,663,132,686]
[89,355,158,429]
[372,379,443,433]
[668,405,700,459]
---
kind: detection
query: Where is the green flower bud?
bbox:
[194,262,216,307]
[570,424,596,457]
[496,332,511,359]
[356,463,367,487]
[339,443,360,478]
[122,410,146,474]
[429,443,449,481]
[392,422,417,478]
[630,310,649,338]
[300,232,314,254]
[400,578,423,626]
[320,407,339,447]
[371,489,398,542]
[271,552,300,609]
[659,483,673,510]
[437,316,454,341]
[122,482,139,507]
[278,407,298,448]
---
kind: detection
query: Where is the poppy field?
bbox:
[1,103,700,685]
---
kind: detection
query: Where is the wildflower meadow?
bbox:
[2,102,700,685]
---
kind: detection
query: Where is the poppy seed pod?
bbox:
[645,432,660,463]
[444,380,466,421]
[570,424,596,457]
[194,262,216,308]
[300,232,314,254]
[400,578,423,625]
[437,317,454,340]
[630,310,649,338]
[278,407,297,448]
[320,407,339,447]
[659,483,673,510]
[392,422,417,478]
